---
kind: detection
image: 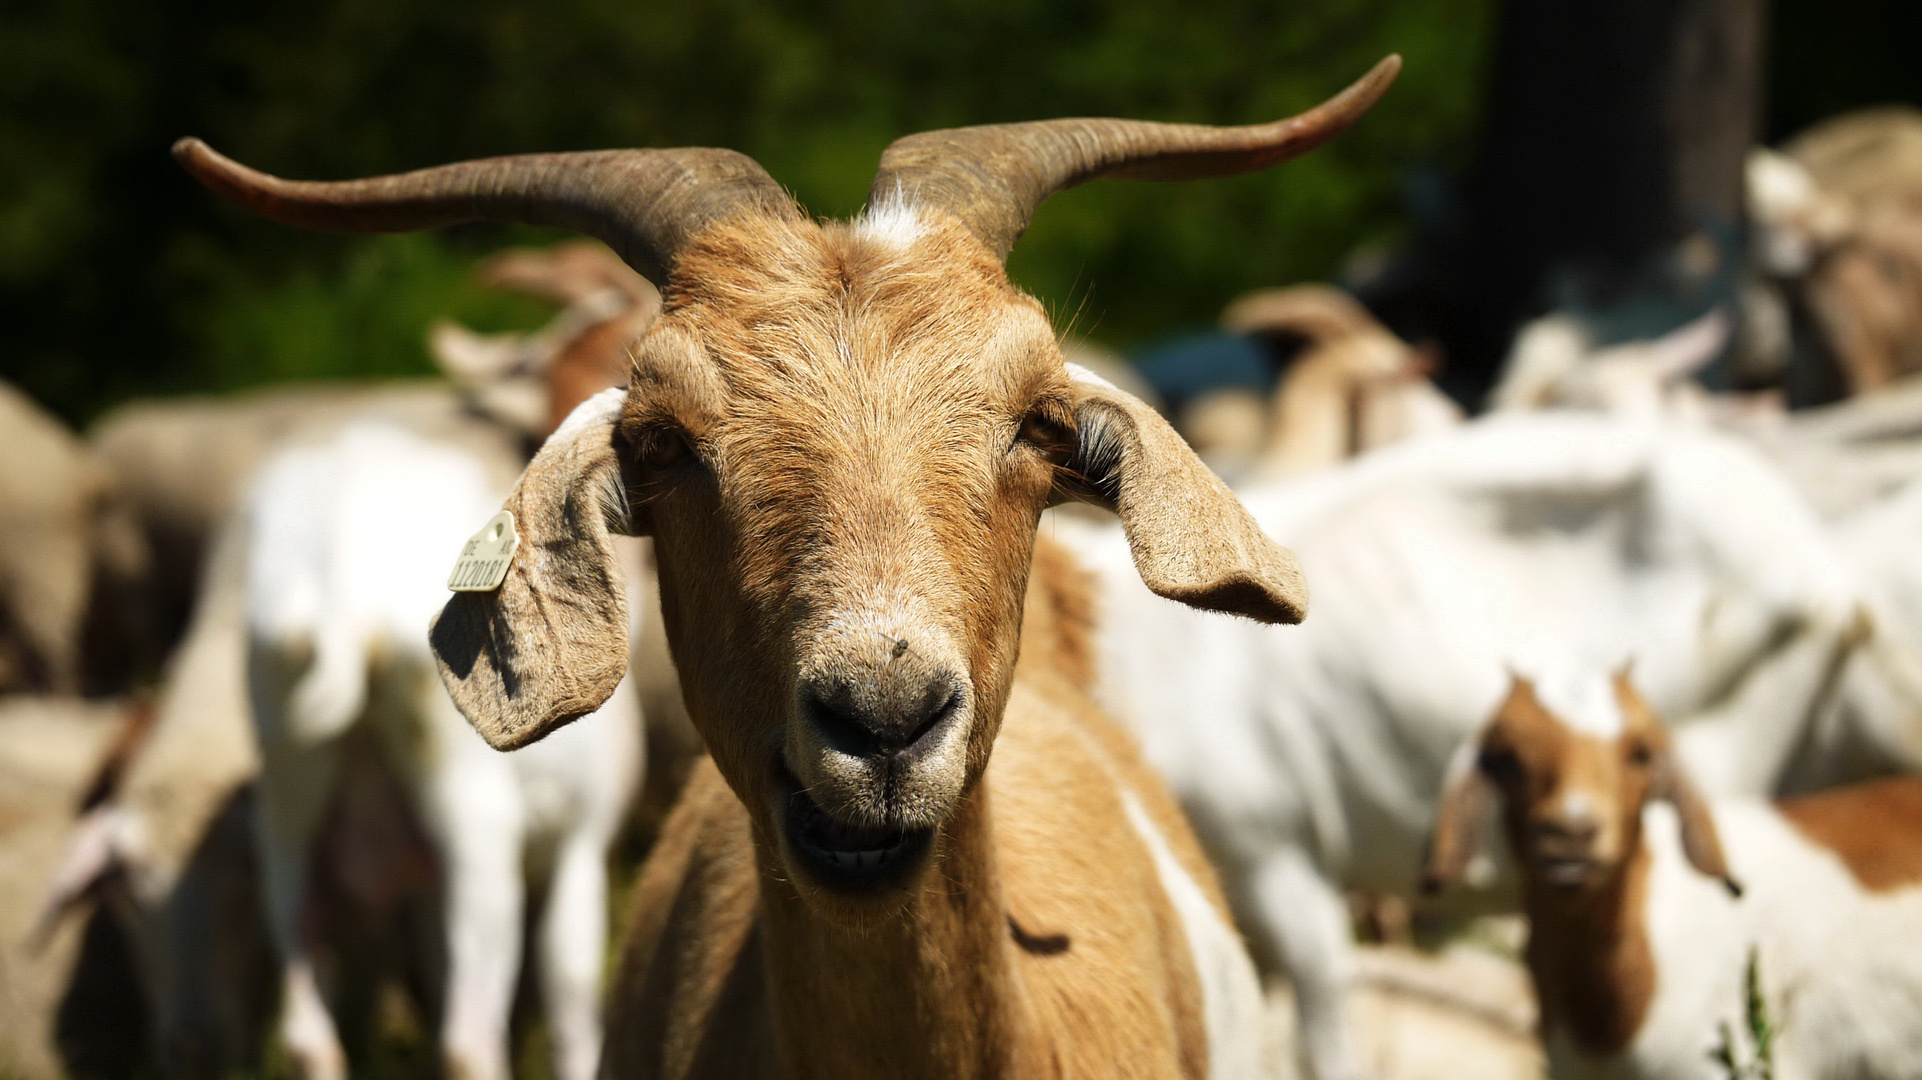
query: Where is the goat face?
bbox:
[622,212,1074,905]
[1425,671,1740,898]
[427,206,1311,918]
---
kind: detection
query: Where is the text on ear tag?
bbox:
[448,511,520,592]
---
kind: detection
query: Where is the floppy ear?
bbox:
[1053,364,1307,624]
[1611,667,1743,897]
[1649,747,1743,897]
[430,387,638,750]
[1421,739,1497,895]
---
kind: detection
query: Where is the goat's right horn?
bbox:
[172,139,800,286]
[866,55,1400,260]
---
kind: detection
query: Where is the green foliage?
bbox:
[0,0,1495,425]
[1709,947,1778,1080]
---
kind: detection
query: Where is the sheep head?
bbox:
[176,57,1396,916]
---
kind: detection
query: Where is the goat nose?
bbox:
[801,666,964,758]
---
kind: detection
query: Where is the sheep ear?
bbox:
[1421,740,1496,895]
[1650,749,1744,897]
[1053,363,1307,624]
[430,388,637,750]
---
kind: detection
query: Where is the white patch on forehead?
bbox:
[856,191,926,250]
[1527,667,1627,738]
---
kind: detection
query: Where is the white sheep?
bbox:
[1424,670,1922,1080]
[242,421,641,1080]
[1053,411,1870,1080]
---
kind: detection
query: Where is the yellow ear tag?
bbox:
[448,511,520,592]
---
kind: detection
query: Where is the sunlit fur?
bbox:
[589,206,1277,1077]
[621,209,1073,917]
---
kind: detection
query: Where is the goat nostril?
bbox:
[802,676,963,758]
[904,685,962,749]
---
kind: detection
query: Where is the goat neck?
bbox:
[1521,837,1657,1055]
[758,784,1027,1078]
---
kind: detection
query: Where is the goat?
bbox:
[1217,284,1461,478]
[173,54,1408,1080]
[0,381,149,694]
[1052,411,1868,1080]
[1488,309,1737,421]
[242,421,642,1080]
[1424,672,1922,1080]
[1750,110,1922,395]
[37,245,658,1077]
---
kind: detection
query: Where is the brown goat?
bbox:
[174,57,1400,1078]
[1217,284,1460,477]
[1423,672,1922,1079]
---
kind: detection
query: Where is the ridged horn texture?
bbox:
[171,138,800,285]
[866,55,1401,260]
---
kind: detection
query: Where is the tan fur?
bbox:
[1022,534,1099,694]
[1778,775,1922,892]
[0,381,131,693]
[1525,837,1657,1054]
[433,207,1304,1079]
[607,552,1226,1079]
[1424,675,1736,1056]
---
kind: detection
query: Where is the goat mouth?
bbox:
[781,787,934,891]
[1536,854,1601,888]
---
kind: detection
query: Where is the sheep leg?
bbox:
[1252,848,1357,1080]
[427,753,527,1080]
[253,737,347,1080]
[536,831,610,1080]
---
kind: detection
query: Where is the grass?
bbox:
[1708,947,1777,1080]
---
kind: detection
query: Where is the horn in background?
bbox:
[865,55,1401,260]
[172,139,799,286]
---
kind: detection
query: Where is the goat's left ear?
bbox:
[1421,739,1496,895]
[1651,749,1744,898]
[1053,364,1307,624]
[430,388,637,751]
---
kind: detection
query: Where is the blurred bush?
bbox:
[0,0,1494,424]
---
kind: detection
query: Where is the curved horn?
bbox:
[867,55,1400,259]
[172,138,799,285]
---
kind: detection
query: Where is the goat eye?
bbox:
[1017,408,1072,457]
[1626,742,1654,767]
[1478,747,1521,782]
[635,427,690,467]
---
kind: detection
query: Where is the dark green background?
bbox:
[3,0,1916,426]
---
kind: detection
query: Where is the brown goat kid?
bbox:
[1424,673,1922,1079]
[175,57,1400,1079]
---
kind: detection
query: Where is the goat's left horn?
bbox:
[865,55,1400,261]
[172,139,800,286]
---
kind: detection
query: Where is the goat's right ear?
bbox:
[1421,739,1496,895]
[431,388,637,751]
[1053,364,1307,624]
